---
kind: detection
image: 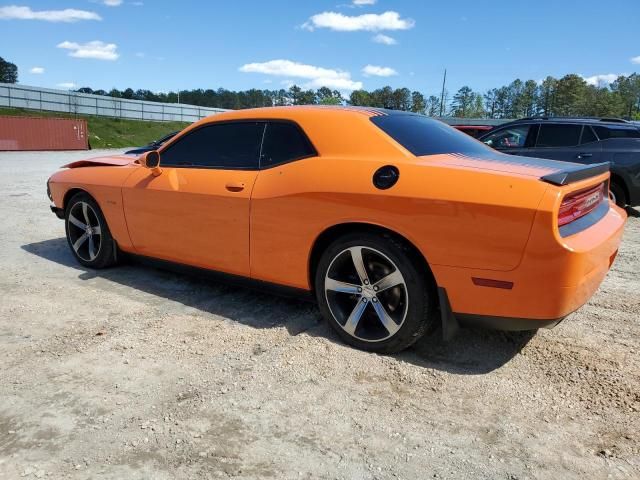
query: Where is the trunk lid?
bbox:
[423,151,610,185]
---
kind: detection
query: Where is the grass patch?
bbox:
[0,107,191,149]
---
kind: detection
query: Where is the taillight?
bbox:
[558,183,605,227]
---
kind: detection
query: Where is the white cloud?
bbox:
[353,0,376,5]
[57,82,76,89]
[631,56,640,65]
[581,73,620,86]
[29,67,44,74]
[240,59,363,91]
[132,1,144,5]
[102,0,123,6]
[372,33,397,45]
[135,52,145,58]
[303,11,414,32]
[57,40,119,61]
[0,5,101,22]
[362,64,398,77]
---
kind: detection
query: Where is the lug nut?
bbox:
[372,298,378,303]
[373,286,379,291]
[364,280,369,285]
[357,287,362,292]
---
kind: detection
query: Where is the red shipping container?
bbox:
[0,116,88,151]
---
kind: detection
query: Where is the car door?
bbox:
[480,123,534,156]
[525,123,603,164]
[121,121,264,277]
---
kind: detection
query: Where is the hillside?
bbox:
[0,107,190,149]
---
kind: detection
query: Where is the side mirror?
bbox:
[139,150,162,175]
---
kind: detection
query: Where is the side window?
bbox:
[536,124,582,147]
[580,126,598,145]
[482,125,530,149]
[593,125,640,140]
[260,122,316,168]
[161,122,264,169]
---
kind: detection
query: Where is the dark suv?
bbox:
[478,117,640,207]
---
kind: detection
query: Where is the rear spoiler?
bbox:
[541,162,610,186]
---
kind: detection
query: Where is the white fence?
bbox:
[0,83,228,123]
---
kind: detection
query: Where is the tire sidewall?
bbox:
[609,182,626,208]
[65,192,113,268]
[315,232,434,353]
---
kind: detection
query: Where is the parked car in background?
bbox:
[125,131,179,155]
[452,125,494,138]
[479,117,640,207]
[47,107,626,353]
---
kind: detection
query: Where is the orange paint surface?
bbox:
[48,106,627,323]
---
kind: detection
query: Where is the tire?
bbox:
[65,192,118,269]
[609,181,627,208]
[314,232,436,353]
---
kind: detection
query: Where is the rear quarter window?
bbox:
[536,124,582,147]
[371,114,491,156]
[594,125,640,140]
[260,122,316,168]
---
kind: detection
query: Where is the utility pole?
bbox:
[439,69,447,117]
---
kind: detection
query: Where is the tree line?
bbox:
[2,55,639,119]
[73,73,640,120]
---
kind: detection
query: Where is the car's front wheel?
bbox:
[65,192,117,268]
[315,232,436,353]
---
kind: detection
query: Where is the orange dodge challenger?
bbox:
[47,106,627,353]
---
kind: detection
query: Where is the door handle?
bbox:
[577,153,593,159]
[225,182,245,192]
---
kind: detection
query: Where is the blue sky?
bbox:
[1,0,639,97]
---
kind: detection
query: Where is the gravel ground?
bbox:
[0,149,638,480]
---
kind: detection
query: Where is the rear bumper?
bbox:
[433,201,627,324]
[456,313,562,331]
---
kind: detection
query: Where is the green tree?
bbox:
[519,80,538,117]
[0,56,18,83]
[537,76,557,116]
[450,86,476,117]
[349,89,372,106]
[553,74,588,116]
[392,88,412,111]
[484,89,498,118]
[611,74,640,118]
[426,96,440,116]
[411,91,426,114]
[316,87,343,105]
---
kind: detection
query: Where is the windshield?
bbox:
[371,114,492,157]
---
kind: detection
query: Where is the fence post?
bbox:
[7,86,11,108]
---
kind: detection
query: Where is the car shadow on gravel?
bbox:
[23,237,532,374]
[404,328,535,375]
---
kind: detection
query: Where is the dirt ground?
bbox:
[0,149,638,480]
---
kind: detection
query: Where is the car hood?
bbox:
[421,151,578,178]
[62,155,139,169]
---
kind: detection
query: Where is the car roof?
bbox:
[163,106,421,159]
[199,105,417,123]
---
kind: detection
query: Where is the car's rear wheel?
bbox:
[609,181,627,208]
[315,232,436,353]
[65,192,117,269]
